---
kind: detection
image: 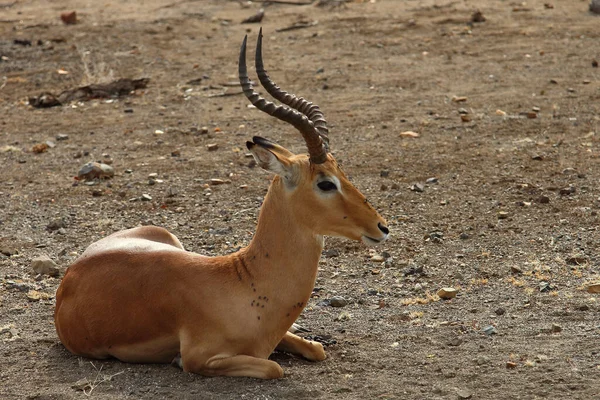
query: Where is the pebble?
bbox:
[448,336,463,346]
[46,218,66,231]
[506,361,517,369]
[27,290,52,302]
[539,281,555,292]
[537,195,550,204]
[56,134,69,141]
[460,114,472,122]
[565,256,587,265]
[586,283,600,293]
[459,233,470,240]
[426,177,438,184]
[210,178,226,185]
[457,107,469,115]
[452,96,468,103]
[335,311,351,321]
[206,143,219,151]
[497,211,509,219]
[457,389,472,399]
[371,254,384,262]
[31,255,61,277]
[437,287,458,300]
[78,162,114,181]
[141,194,152,201]
[495,307,506,316]
[323,248,339,258]
[411,183,424,192]
[482,325,497,335]
[510,265,523,274]
[0,246,18,256]
[71,378,92,392]
[559,186,576,196]
[400,131,420,138]
[329,296,348,307]
[551,324,562,333]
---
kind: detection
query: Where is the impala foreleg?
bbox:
[181,352,283,379]
[276,331,326,361]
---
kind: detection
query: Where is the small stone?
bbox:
[78,162,114,181]
[495,307,506,316]
[46,218,66,232]
[380,184,388,191]
[526,112,537,119]
[60,11,77,25]
[171,149,181,157]
[585,283,600,294]
[56,134,69,141]
[506,361,517,369]
[323,248,339,258]
[551,323,562,333]
[496,109,507,116]
[31,255,61,277]
[380,170,390,177]
[200,126,209,134]
[549,78,558,84]
[426,177,438,184]
[532,106,540,112]
[437,287,458,300]
[471,9,485,22]
[448,336,463,346]
[329,296,348,308]
[537,195,550,204]
[210,178,226,185]
[27,290,52,302]
[539,281,555,292]
[32,143,49,153]
[141,194,152,201]
[411,183,424,192]
[565,256,588,265]
[452,96,468,103]
[559,186,576,196]
[457,389,472,399]
[400,131,420,138]
[459,233,470,240]
[482,325,497,335]
[371,254,384,262]
[510,265,523,274]
[206,143,219,151]
[0,246,18,256]
[391,183,400,190]
[497,211,509,219]
[71,378,92,392]
[460,114,472,122]
[335,311,351,321]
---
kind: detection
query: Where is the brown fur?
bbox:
[54,144,387,379]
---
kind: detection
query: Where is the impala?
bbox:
[54,30,389,379]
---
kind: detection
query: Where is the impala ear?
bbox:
[246,137,299,185]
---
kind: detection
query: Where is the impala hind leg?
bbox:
[181,352,283,379]
[276,331,326,361]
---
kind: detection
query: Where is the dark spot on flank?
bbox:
[257,316,260,320]
[286,313,290,317]
[261,305,264,308]
[251,283,254,287]
[258,296,261,300]
[265,297,268,302]
[265,252,269,258]
[253,288,256,292]
[252,256,256,260]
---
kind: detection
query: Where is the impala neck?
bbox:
[243,177,323,296]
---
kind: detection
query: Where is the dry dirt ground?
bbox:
[1,0,600,399]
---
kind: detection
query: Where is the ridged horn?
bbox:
[239,32,328,164]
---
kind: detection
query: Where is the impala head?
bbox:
[240,29,389,245]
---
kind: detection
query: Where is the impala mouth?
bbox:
[361,235,387,246]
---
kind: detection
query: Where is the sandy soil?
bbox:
[1,0,599,398]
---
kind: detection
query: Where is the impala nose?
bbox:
[378,223,389,235]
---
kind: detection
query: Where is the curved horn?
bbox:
[255,28,329,151]
[239,34,328,164]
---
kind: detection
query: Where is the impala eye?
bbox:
[317,181,337,192]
